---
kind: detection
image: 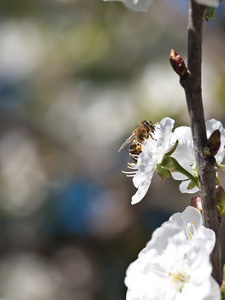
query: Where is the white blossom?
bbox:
[171,119,225,193]
[103,0,156,12]
[125,206,220,300]
[124,117,175,204]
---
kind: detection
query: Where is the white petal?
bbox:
[194,0,219,7]
[156,117,175,154]
[169,206,202,228]
[198,226,216,254]
[172,171,189,181]
[171,127,195,171]
[131,176,151,204]
[104,0,156,12]
[172,126,192,146]
[140,222,185,255]
[179,180,199,194]
[133,156,155,188]
[203,277,221,300]
[171,144,195,178]
[171,127,196,184]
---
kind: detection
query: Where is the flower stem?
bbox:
[170,157,199,189]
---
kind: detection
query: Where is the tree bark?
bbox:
[179,0,221,283]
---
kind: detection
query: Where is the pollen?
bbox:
[136,145,142,151]
[169,270,190,292]
[179,215,197,240]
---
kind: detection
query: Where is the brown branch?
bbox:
[171,0,221,283]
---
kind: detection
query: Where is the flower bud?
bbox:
[170,49,187,77]
[190,196,202,212]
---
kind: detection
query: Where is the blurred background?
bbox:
[0,0,225,299]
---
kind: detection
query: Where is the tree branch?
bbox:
[171,0,221,283]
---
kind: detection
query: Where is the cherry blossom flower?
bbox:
[171,119,225,193]
[125,206,220,300]
[123,117,175,204]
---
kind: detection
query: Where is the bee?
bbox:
[118,120,156,155]
[128,141,143,162]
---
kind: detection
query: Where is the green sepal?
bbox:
[160,155,177,172]
[155,164,172,180]
[159,155,199,189]
[205,7,216,21]
[187,180,197,190]
[192,163,198,178]
[164,140,179,156]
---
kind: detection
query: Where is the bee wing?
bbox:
[118,134,135,152]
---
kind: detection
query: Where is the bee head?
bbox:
[142,120,155,133]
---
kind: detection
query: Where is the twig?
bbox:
[170,0,221,283]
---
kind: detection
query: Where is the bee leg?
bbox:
[150,133,157,141]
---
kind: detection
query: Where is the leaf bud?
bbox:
[190,196,202,212]
[204,129,221,160]
[216,185,225,215]
[169,49,187,78]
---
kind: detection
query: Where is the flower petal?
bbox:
[179,180,199,194]
[132,154,155,188]
[156,117,175,156]
[103,0,156,12]
[203,277,221,300]
[198,226,216,254]
[194,0,219,7]
[172,126,192,147]
[131,176,152,204]
[169,206,202,228]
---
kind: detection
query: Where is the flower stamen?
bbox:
[180,216,197,240]
[169,269,190,293]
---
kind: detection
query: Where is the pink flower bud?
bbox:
[170,49,187,77]
[190,196,202,212]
